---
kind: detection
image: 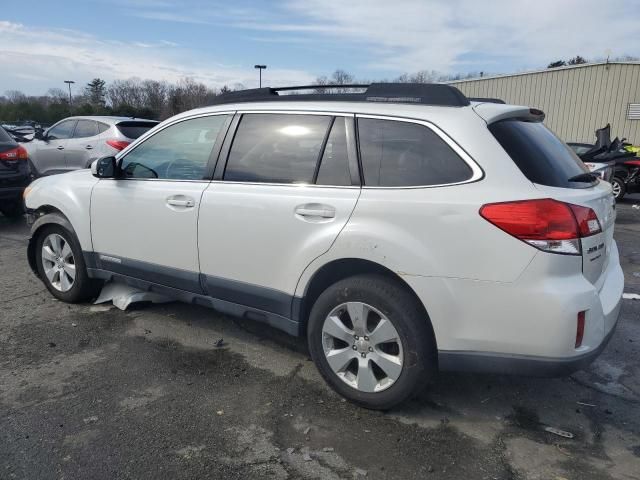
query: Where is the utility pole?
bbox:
[254,65,267,88]
[64,80,75,106]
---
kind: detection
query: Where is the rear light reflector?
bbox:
[479,198,602,255]
[575,311,586,348]
[106,139,130,151]
[0,145,28,160]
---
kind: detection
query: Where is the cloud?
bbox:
[0,21,314,95]
[278,0,640,72]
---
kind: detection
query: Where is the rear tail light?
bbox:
[575,311,586,348]
[479,198,602,255]
[106,139,130,151]
[0,145,28,160]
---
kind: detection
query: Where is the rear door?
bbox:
[36,119,77,174]
[197,112,360,317]
[65,119,99,169]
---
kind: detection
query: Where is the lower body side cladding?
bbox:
[402,241,624,376]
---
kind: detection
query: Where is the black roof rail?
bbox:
[468,97,506,104]
[210,83,471,107]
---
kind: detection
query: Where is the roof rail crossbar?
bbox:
[210,83,471,107]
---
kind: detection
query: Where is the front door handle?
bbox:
[85,145,93,150]
[57,145,64,150]
[295,203,336,219]
[166,196,195,208]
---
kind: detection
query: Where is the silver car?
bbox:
[26,116,158,176]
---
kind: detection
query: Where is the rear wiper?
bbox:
[568,172,598,183]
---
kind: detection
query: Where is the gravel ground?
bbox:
[1,196,639,480]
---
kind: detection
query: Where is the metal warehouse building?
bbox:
[450,62,640,144]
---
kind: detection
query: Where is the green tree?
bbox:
[547,60,567,68]
[85,78,107,107]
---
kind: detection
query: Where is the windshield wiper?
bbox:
[568,172,598,183]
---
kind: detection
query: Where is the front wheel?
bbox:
[611,176,626,200]
[307,274,436,410]
[35,224,102,303]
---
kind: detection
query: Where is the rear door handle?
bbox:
[85,145,93,150]
[56,145,64,150]
[295,203,336,219]
[166,196,195,208]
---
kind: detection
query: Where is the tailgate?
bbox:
[534,182,616,289]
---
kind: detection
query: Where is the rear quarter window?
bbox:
[489,120,593,188]
[357,118,473,187]
[116,121,159,139]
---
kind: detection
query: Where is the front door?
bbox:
[90,113,232,292]
[198,113,360,317]
[36,119,77,175]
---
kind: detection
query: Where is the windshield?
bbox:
[489,120,595,189]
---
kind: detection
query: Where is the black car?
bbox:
[0,126,30,218]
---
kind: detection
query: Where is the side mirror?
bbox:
[34,128,46,141]
[91,156,118,178]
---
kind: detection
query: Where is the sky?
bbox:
[1,0,640,96]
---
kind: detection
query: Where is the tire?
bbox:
[307,274,436,410]
[0,199,24,219]
[34,224,102,303]
[611,176,626,200]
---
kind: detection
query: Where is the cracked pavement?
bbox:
[1,196,639,479]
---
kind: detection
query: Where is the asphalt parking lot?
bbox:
[1,197,639,480]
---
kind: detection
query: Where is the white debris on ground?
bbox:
[622,293,640,300]
[94,281,173,310]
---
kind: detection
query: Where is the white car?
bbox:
[24,84,624,409]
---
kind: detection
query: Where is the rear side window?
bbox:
[316,117,351,186]
[489,120,592,188]
[116,121,158,139]
[96,122,110,135]
[0,126,13,143]
[224,114,330,184]
[358,118,472,187]
[73,120,97,138]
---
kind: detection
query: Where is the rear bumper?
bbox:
[404,240,624,376]
[438,317,619,376]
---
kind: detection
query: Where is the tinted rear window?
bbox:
[489,120,593,188]
[0,126,14,143]
[116,121,158,139]
[358,118,473,187]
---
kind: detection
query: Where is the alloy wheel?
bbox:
[41,233,76,292]
[321,302,403,393]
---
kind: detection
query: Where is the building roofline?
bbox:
[447,61,640,84]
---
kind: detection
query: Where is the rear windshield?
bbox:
[489,120,594,188]
[116,121,158,139]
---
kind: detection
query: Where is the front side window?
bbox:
[119,115,229,180]
[224,113,331,184]
[73,120,97,138]
[358,118,473,187]
[48,120,77,140]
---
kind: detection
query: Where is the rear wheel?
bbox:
[35,224,102,303]
[611,176,626,200]
[307,274,436,410]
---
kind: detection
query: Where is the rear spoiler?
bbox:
[473,102,545,124]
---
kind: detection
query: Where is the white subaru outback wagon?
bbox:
[24,83,624,409]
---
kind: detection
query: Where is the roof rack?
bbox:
[210,83,470,107]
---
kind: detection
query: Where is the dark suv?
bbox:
[0,125,30,218]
